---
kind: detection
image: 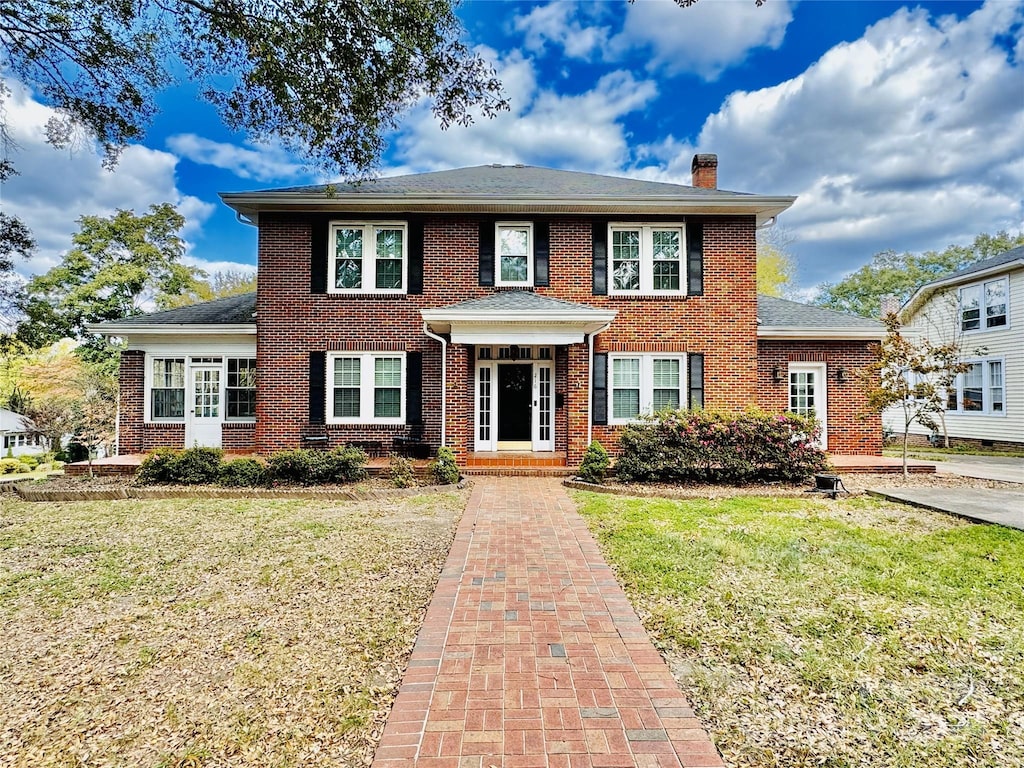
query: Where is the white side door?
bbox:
[185,366,222,448]
[788,363,827,449]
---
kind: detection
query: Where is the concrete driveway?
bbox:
[867,487,1024,530]
[931,454,1024,484]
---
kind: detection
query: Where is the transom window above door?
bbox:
[496,223,533,286]
[609,224,685,295]
[329,222,407,294]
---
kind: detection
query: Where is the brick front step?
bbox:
[462,466,575,477]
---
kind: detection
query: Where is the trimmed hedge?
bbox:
[136,446,367,487]
[615,409,829,485]
[577,440,610,484]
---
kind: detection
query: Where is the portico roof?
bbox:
[421,291,615,345]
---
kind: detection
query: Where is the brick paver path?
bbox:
[371,477,724,768]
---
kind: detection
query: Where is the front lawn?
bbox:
[0,492,466,767]
[575,492,1024,768]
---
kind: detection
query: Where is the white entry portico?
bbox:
[422,292,615,452]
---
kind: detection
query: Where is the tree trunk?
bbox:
[902,423,910,480]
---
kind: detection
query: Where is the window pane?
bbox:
[651,230,680,260]
[653,359,680,388]
[499,227,529,256]
[960,285,980,330]
[227,358,257,388]
[227,389,256,419]
[612,230,640,291]
[152,358,184,388]
[376,228,403,259]
[612,358,640,387]
[500,255,529,282]
[653,261,680,291]
[652,389,679,411]
[985,279,1007,327]
[612,389,640,420]
[374,388,401,418]
[333,388,360,418]
[334,358,360,387]
[336,228,362,259]
[376,258,403,289]
[963,363,983,410]
[375,357,402,387]
[152,388,185,419]
[989,361,1004,412]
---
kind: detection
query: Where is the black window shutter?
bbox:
[688,353,704,410]
[687,221,704,296]
[534,220,550,287]
[406,351,423,425]
[478,220,495,286]
[592,220,607,295]
[311,217,328,294]
[309,351,327,424]
[408,220,424,295]
[592,352,608,425]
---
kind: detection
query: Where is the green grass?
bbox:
[1,492,466,767]
[884,446,1024,459]
[575,492,1024,768]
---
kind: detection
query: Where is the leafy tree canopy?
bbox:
[756,227,795,298]
[0,0,508,174]
[815,231,1024,319]
[16,203,203,350]
[163,270,256,309]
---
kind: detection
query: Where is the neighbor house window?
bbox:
[609,224,684,294]
[151,358,185,419]
[226,358,257,419]
[329,222,407,294]
[327,352,405,424]
[496,223,533,286]
[946,358,1005,414]
[609,355,684,423]
[960,277,1008,331]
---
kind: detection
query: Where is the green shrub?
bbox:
[266,446,367,485]
[388,453,416,488]
[17,455,39,470]
[4,447,12,459]
[615,408,829,485]
[429,446,460,485]
[135,448,178,484]
[217,457,267,487]
[577,440,610,484]
[0,458,22,474]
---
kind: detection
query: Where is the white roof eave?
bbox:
[87,323,257,337]
[757,326,884,341]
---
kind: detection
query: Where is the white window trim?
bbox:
[946,357,1006,416]
[224,358,258,422]
[959,276,1009,333]
[328,221,408,295]
[607,354,686,425]
[146,356,187,423]
[495,222,534,287]
[608,222,686,296]
[326,351,406,425]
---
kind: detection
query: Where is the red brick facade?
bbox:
[116,211,882,462]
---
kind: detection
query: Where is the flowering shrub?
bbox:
[615,409,829,484]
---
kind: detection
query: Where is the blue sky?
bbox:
[3,0,1022,297]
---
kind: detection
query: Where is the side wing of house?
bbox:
[884,249,1024,448]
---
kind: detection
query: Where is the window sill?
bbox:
[324,291,408,299]
[607,293,690,300]
[326,420,406,427]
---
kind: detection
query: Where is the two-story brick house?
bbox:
[94,156,884,466]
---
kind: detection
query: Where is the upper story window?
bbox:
[327,352,406,425]
[496,223,533,286]
[609,354,684,424]
[609,224,685,295]
[960,276,1008,331]
[329,222,407,294]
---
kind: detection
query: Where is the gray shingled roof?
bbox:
[435,291,608,315]
[95,292,257,329]
[244,164,747,198]
[757,295,883,330]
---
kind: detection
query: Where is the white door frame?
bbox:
[788,362,827,450]
[474,353,555,452]
[185,364,223,448]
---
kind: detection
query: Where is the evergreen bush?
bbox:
[135,448,178,484]
[430,446,460,485]
[0,458,23,474]
[577,440,610,484]
[217,457,268,487]
[615,409,828,485]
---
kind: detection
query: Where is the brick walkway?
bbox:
[371,477,724,768]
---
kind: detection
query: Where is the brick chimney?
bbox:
[691,153,718,189]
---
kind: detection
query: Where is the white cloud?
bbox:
[632,0,1024,288]
[166,133,306,182]
[513,1,611,61]
[611,0,794,79]
[0,81,245,283]
[391,48,658,172]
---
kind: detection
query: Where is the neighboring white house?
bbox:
[884,246,1023,449]
[0,407,46,457]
